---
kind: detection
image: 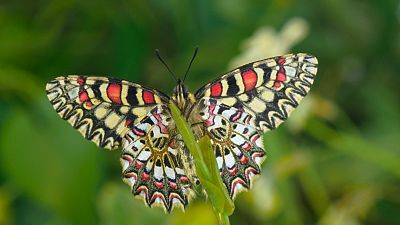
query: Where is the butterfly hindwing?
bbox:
[193,53,318,198]
[46,76,169,149]
[121,104,195,212]
[198,99,265,198]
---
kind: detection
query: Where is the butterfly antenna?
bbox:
[183,47,199,82]
[155,49,178,82]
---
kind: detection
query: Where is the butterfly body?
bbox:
[46,53,318,212]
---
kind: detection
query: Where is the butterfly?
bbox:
[46,51,318,212]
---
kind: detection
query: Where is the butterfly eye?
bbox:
[172,86,178,94]
[182,84,189,94]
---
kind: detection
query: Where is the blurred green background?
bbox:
[0,1,399,225]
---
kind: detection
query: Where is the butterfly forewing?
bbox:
[192,53,318,198]
[46,76,169,149]
[195,53,318,131]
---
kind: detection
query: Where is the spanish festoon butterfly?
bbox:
[46,50,318,212]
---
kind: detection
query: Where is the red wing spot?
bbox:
[132,127,145,136]
[155,180,164,188]
[277,70,287,82]
[85,101,93,107]
[141,172,149,181]
[125,119,132,127]
[79,89,90,103]
[278,58,286,65]
[274,66,286,89]
[135,160,143,168]
[231,111,242,122]
[169,181,177,189]
[107,83,122,104]
[77,77,85,85]
[242,69,258,91]
[228,167,237,175]
[240,155,248,164]
[210,82,222,97]
[179,176,189,183]
[142,90,155,104]
[242,142,251,150]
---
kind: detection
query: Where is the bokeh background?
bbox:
[1,1,399,225]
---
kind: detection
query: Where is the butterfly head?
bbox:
[174,79,189,93]
[172,79,192,110]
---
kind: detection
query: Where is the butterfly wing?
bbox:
[121,104,196,212]
[46,76,169,149]
[193,53,318,198]
[46,76,195,211]
[197,100,265,199]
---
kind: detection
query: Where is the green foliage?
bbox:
[0,1,399,225]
